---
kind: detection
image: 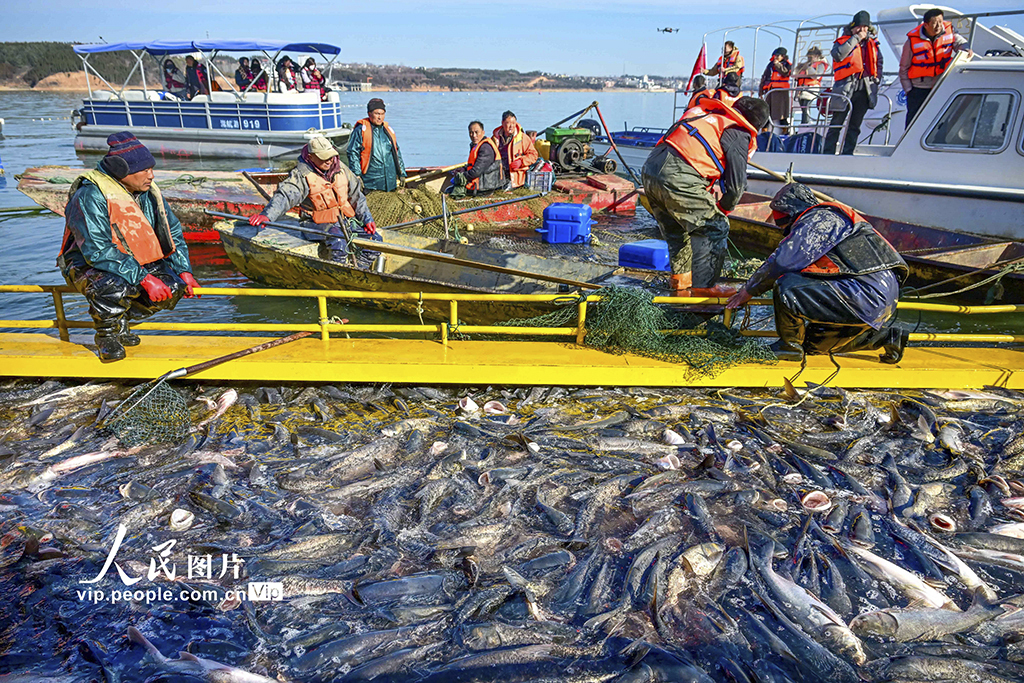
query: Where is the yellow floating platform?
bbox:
[1,332,1022,389]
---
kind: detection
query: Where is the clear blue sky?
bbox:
[4,1,1022,77]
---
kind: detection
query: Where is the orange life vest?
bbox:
[491,122,538,188]
[304,171,355,224]
[833,35,880,82]
[62,169,172,266]
[465,137,502,191]
[763,64,790,92]
[658,98,759,186]
[687,88,713,110]
[793,202,904,280]
[796,59,829,87]
[714,51,744,78]
[355,118,399,175]
[713,89,739,106]
[906,21,957,80]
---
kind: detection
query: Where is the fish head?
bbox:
[848,610,898,638]
[462,624,502,650]
[820,623,868,665]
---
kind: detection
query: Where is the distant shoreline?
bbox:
[0,85,675,94]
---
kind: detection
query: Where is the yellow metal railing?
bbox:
[1,284,1022,346]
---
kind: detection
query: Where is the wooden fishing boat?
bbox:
[18,167,636,244]
[728,193,1024,302]
[214,219,640,324]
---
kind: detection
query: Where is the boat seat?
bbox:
[87,90,115,101]
[783,132,823,154]
[757,132,786,152]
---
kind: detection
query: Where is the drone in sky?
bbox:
[657,27,680,33]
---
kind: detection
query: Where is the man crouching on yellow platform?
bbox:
[59,132,199,362]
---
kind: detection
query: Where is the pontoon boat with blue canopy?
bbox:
[72,39,354,160]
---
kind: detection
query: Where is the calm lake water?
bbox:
[0,89,1010,335]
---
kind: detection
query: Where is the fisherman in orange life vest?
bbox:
[727,183,909,363]
[249,135,379,263]
[447,121,505,198]
[348,98,406,192]
[824,11,883,155]
[59,132,200,362]
[900,8,972,127]
[492,111,539,189]
[641,97,769,292]
[713,73,742,106]
[703,41,745,82]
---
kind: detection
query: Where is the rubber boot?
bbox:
[669,272,692,296]
[94,320,126,362]
[116,317,141,347]
[772,296,807,361]
[879,327,910,365]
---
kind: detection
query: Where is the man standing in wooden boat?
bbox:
[59,132,200,362]
[492,111,538,189]
[249,135,379,263]
[726,183,909,364]
[448,121,505,198]
[641,96,769,292]
[348,98,406,192]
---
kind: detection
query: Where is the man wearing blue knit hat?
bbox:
[59,132,199,362]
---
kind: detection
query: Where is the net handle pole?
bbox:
[592,102,642,186]
[97,332,313,430]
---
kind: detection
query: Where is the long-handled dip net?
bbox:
[98,332,312,445]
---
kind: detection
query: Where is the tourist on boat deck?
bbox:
[348,98,406,193]
[686,75,713,110]
[301,58,330,101]
[823,10,883,155]
[900,8,972,127]
[184,56,210,100]
[726,183,909,364]
[250,58,268,92]
[59,132,199,363]
[234,57,253,90]
[163,60,186,99]
[759,47,792,132]
[447,121,505,198]
[703,41,745,83]
[249,135,379,264]
[714,73,742,106]
[276,56,303,92]
[794,46,829,124]
[492,111,539,189]
[642,97,769,292]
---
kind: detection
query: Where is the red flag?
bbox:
[686,43,707,92]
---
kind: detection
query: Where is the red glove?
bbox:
[180,272,201,298]
[363,221,377,236]
[716,201,733,216]
[249,214,270,227]
[140,275,173,302]
[509,159,524,171]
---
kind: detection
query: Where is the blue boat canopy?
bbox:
[73,40,341,55]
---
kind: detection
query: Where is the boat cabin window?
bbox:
[924,91,1018,152]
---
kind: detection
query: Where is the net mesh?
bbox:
[488,285,778,379]
[101,381,191,446]
[368,187,554,240]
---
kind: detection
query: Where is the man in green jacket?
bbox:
[59,132,198,362]
[347,98,406,192]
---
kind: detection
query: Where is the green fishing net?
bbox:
[101,380,191,446]
[491,285,778,379]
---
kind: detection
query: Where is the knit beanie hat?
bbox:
[367,98,386,113]
[852,10,871,27]
[101,132,155,179]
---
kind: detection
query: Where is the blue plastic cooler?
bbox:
[537,203,592,244]
[618,239,671,271]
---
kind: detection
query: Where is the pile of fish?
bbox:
[3,378,1024,682]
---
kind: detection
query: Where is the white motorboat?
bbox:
[72,40,353,160]
[593,7,1024,240]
